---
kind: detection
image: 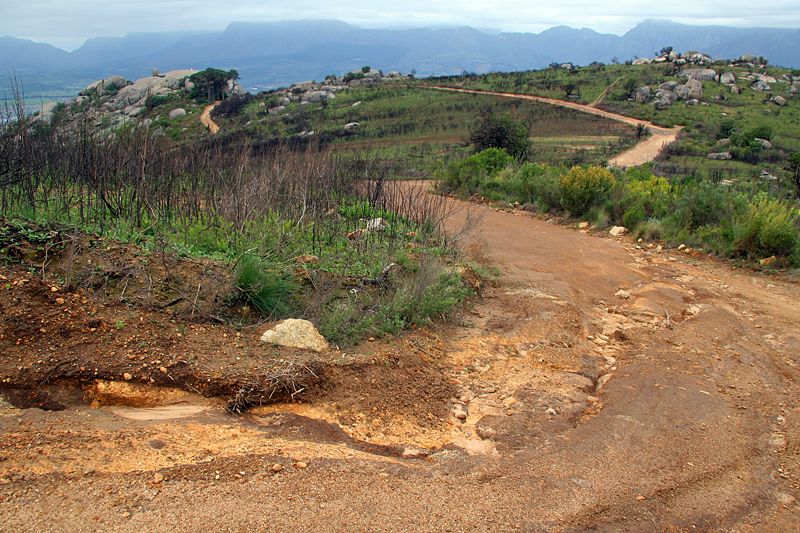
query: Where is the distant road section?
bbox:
[200,101,221,133]
[418,85,681,167]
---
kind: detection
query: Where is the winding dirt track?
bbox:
[2,182,799,531]
[200,101,221,133]
[418,85,681,167]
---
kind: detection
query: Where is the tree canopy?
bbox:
[189,68,239,102]
[469,110,531,160]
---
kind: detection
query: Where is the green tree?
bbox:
[469,109,531,160]
[190,68,238,102]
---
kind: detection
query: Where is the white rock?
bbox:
[609,226,626,236]
[260,319,329,352]
[365,217,387,231]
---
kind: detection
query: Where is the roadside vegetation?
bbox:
[0,95,471,345]
[3,56,799,348]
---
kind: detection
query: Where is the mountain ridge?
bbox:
[2,19,798,98]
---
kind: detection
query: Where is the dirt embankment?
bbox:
[419,85,681,167]
[1,195,799,531]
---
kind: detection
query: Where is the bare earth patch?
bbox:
[1,197,800,531]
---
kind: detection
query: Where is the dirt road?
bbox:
[2,194,799,531]
[419,86,681,167]
[200,101,221,133]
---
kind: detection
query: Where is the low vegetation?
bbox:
[3,56,799,349]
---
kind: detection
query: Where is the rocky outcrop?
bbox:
[301,90,335,103]
[681,68,716,82]
[33,101,59,125]
[751,80,771,91]
[633,86,651,102]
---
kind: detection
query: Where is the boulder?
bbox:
[659,81,679,91]
[560,63,574,70]
[668,51,679,62]
[681,68,716,81]
[755,138,773,149]
[386,71,402,78]
[719,72,736,85]
[81,80,103,95]
[343,121,359,133]
[752,80,771,91]
[741,53,757,63]
[686,99,700,105]
[366,218,387,232]
[730,85,741,94]
[292,81,316,93]
[123,105,144,117]
[277,96,291,106]
[267,106,286,115]
[260,319,329,352]
[168,108,186,119]
[609,226,626,236]
[772,95,787,106]
[707,152,732,160]
[673,84,691,100]
[753,73,777,83]
[685,79,702,90]
[632,58,651,65]
[34,101,58,125]
[633,86,651,102]
[302,90,334,103]
[656,89,678,104]
[224,80,248,97]
[716,138,731,147]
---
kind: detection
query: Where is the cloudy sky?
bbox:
[4,0,800,51]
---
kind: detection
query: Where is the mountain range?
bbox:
[2,19,799,99]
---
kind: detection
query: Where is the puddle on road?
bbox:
[106,404,210,420]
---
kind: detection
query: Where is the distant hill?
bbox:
[2,19,799,99]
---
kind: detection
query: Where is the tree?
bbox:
[189,68,238,102]
[562,82,578,97]
[469,109,531,160]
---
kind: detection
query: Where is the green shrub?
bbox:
[558,166,616,215]
[318,259,469,344]
[468,148,514,175]
[514,163,560,208]
[672,183,726,229]
[235,255,300,317]
[745,125,773,142]
[733,196,798,261]
[622,202,646,229]
[469,112,530,159]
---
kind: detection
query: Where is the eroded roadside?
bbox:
[1,199,799,531]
